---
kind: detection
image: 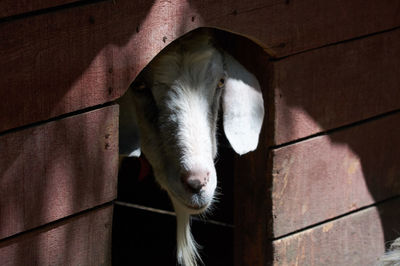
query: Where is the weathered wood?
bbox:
[0,204,112,266]
[0,105,118,240]
[273,28,400,145]
[271,112,400,238]
[0,0,154,132]
[0,0,82,19]
[273,198,400,265]
[234,123,272,266]
[1,0,400,132]
[195,0,400,57]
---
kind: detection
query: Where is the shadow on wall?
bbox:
[114,26,400,265]
[0,107,117,265]
[2,0,399,264]
[0,1,153,265]
[272,32,400,245]
[219,25,400,263]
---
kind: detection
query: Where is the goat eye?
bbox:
[217,78,225,89]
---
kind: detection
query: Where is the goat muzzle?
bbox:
[180,169,210,194]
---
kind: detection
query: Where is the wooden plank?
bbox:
[273,198,400,265]
[0,105,118,240]
[0,0,150,132]
[0,0,82,19]
[194,0,400,57]
[1,0,400,132]
[0,0,206,133]
[273,29,400,145]
[0,205,112,266]
[234,124,273,266]
[271,112,400,238]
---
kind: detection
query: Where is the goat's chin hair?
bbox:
[378,238,400,266]
[171,198,203,266]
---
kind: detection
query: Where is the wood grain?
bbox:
[0,205,113,266]
[192,0,400,57]
[234,120,273,266]
[271,112,400,238]
[0,0,82,19]
[0,0,160,132]
[273,28,400,145]
[1,0,400,132]
[273,198,400,265]
[0,105,118,239]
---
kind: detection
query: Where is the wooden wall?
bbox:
[233,19,400,266]
[1,0,400,265]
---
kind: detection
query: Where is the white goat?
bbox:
[118,29,264,266]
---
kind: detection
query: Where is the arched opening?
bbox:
[113,27,272,266]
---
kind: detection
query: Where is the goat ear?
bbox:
[222,52,265,155]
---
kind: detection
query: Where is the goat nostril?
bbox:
[181,170,209,194]
[185,178,204,193]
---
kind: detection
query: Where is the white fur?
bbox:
[172,197,203,266]
[118,30,264,265]
[378,237,400,266]
[119,30,400,266]
[222,52,264,155]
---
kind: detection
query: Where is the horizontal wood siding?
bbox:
[1,0,400,132]
[195,0,400,57]
[271,112,400,238]
[0,0,83,19]
[2,1,400,265]
[273,198,400,265]
[273,29,400,145]
[0,205,113,266]
[0,0,155,132]
[0,105,118,239]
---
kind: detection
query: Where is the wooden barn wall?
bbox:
[0,0,82,19]
[0,205,113,266]
[271,111,400,237]
[273,29,400,145]
[273,198,400,265]
[235,35,400,265]
[1,1,400,266]
[1,0,400,133]
[0,106,118,240]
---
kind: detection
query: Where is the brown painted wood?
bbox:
[0,105,118,240]
[0,0,82,19]
[1,0,400,133]
[271,112,400,238]
[234,123,273,266]
[230,34,275,266]
[0,0,158,132]
[193,0,400,57]
[273,28,400,145]
[0,205,112,266]
[273,198,400,265]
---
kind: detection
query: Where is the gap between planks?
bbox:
[0,102,115,137]
[269,108,400,151]
[271,25,400,61]
[0,0,108,24]
[114,201,235,228]
[0,201,114,244]
[271,194,400,242]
